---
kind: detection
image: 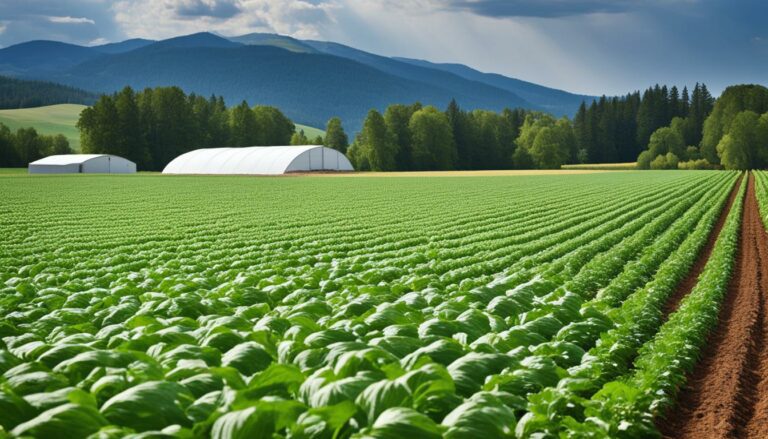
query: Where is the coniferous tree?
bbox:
[149,87,195,170]
[573,102,590,163]
[669,86,681,118]
[0,124,17,167]
[114,87,150,168]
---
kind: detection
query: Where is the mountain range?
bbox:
[0,32,595,131]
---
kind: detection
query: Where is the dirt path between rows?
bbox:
[658,173,768,439]
[661,174,743,318]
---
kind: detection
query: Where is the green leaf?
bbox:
[442,393,516,438]
[100,381,195,431]
[5,371,69,395]
[90,375,129,405]
[304,330,357,348]
[12,403,108,438]
[0,388,35,430]
[186,390,223,423]
[288,400,358,439]
[180,373,224,398]
[355,407,444,439]
[53,350,140,383]
[309,375,377,408]
[221,342,273,376]
[24,387,96,413]
[211,398,306,439]
[355,379,411,425]
[240,363,305,401]
[447,353,513,397]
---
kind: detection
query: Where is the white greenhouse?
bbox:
[28,154,137,174]
[162,146,354,175]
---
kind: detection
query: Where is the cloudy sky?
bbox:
[0,0,765,96]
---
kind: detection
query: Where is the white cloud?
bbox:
[88,37,109,45]
[47,15,96,25]
[111,0,338,40]
[0,0,756,96]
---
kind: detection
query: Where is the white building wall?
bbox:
[109,158,137,174]
[81,157,110,173]
[28,155,137,174]
[286,151,311,173]
[309,148,323,170]
[28,164,80,174]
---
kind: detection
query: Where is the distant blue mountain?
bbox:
[147,32,241,50]
[393,57,594,116]
[0,41,101,76]
[303,40,530,112]
[94,38,155,54]
[229,33,317,53]
[0,32,595,130]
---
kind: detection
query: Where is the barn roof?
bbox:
[29,154,114,165]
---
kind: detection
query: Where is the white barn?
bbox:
[29,154,137,174]
[162,146,354,175]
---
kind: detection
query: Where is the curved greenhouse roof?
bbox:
[162,146,354,175]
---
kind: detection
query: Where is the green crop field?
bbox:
[0,105,325,155]
[0,171,757,437]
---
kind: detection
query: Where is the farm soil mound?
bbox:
[662,175,744,318]
[658,174,768,438]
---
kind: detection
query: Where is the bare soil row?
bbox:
[661,174,744,318]
[659,173,768,438]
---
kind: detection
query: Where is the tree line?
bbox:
[0,124,72,167]
[78,86,351,171]
[574,83,714,164]
[2,80,733,172]
[0,76,96,109]
[636,84,768,170]
[348,84,716,171]
[348,102,556,171]
[79,87,304,171]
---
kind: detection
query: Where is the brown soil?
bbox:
[661,174,743,318]
[658,173,768,439]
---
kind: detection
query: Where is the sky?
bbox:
[0,0,766,96]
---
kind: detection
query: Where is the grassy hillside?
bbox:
[0,104,84,150]
[0,104,324,153]
[296,124,325,139]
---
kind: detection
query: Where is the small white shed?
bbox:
[28,154,137,174]
[162,146,354,175]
